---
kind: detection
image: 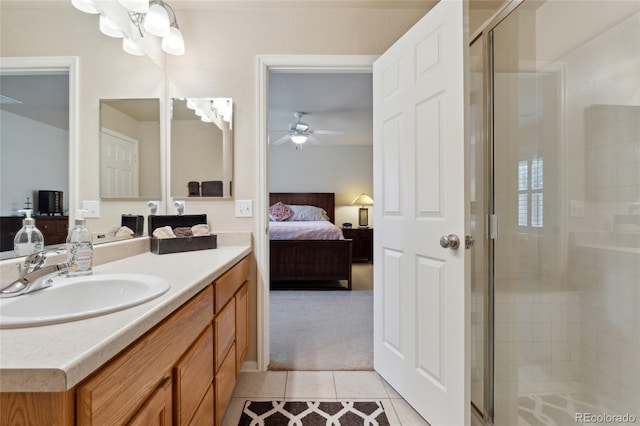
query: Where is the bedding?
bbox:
[269,192,352,290]
[269,221,345,240]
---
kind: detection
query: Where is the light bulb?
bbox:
[122,38,144,56]
[71,0,99,14]
[99,15,123,38]
[162,25,185,55]
[144,2,170,37]
[118,0,149,13]
[291,135,308,144]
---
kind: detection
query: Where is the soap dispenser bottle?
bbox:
[66,209,93,276]
[13,209,44,257]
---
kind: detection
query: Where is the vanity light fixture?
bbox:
[71,0,99,14]
[184,98,233,125]
[99,15,124,38]
[71,0,185,56]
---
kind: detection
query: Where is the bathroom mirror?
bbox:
[170,98,233,199]
[100,98,162,199]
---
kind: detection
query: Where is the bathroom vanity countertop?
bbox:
[0,245,251,392]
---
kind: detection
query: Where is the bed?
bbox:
[269,192,353,290]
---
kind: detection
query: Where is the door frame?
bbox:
[256,55,377,371]
[0,56,79,226]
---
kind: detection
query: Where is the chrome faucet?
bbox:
[0,248,69,298]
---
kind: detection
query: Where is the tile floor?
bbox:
[221,370,430,425]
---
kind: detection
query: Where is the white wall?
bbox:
[269,144,373,226]
[0,110,69,216]
[170,120,223,197]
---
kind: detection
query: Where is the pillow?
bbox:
[286,204,330,221]
[269,201,293,222]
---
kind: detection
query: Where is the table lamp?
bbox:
[352,193,374,228]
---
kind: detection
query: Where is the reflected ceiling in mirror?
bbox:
[100,98,161,199]
[170,98,233,199]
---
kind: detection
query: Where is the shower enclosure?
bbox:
[472,1,640,425]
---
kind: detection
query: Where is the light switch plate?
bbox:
[235,200,253,217]
[82,200,100,218]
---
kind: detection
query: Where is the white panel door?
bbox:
[373,1,468,425]
[100,129,139,198]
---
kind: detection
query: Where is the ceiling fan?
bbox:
[269,112,344,145]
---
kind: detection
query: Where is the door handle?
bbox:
[439,234,460,249]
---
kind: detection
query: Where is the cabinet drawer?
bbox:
[189,384,214,426]
[215,256,249,313]
[214,299,236,371]
[215,343,237,426]
[174,325,214,426]
[235,282,249,376]
[77,286,214,426]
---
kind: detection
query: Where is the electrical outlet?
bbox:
[235,200,253,217]
[82,200,100,218]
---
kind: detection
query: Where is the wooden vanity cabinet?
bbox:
[0,255,250,426]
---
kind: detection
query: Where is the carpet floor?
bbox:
[269,264,373,371]
[238,400,390,426]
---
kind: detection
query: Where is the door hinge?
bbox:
[488,214,499,240]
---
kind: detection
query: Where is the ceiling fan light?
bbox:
[144,2,170,37]
[122,37,144,56]
[162,25,185,55]
[291,135,308,144]
[118,0,149,13]
[99,15,123,38]
[71,0,99,14]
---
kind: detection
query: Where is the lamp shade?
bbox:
[122,38,144,56]
[352,193,374,207]
[291,135,307,144]
[162,25,185,55]
[144,2,170,37]
[99,15,123,38]
[71,0,99,14]
[118,0,149,13]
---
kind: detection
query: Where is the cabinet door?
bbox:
[189,384,214,426]
[235,282,249,376]
[127,377,172,426]
[214,298,236,371]
[77,287,214,426]
[215,343,237,426]
[174,325,214,426]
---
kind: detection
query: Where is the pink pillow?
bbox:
[269,202,293,222]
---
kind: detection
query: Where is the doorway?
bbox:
[265,67,375,370]
[256,55,377,372]
[0,57,78,257]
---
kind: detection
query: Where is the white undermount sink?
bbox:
[0,273,170,328]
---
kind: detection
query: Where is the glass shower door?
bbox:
[491,1,640,425]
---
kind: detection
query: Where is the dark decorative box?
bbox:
[121,214,144,237]
[148,214,216,255]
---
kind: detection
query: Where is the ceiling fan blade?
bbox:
[271,134,291,145]
[307,135,321,145]
[310,129,344,135]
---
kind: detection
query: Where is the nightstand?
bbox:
[342,227,373,263]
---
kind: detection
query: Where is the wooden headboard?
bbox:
[269,192,336,223]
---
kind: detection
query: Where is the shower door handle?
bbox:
[439,234,460,250]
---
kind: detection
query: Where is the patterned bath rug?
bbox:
[238,400,391,426]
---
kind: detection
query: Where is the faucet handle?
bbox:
[18,247,67,274]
